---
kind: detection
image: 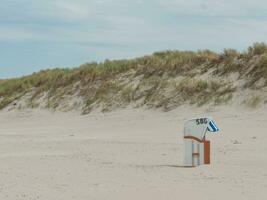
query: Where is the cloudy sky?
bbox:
[1,0,267,78]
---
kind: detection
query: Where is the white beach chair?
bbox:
[184,117,219,167]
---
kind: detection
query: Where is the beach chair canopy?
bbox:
[184,117,219,141]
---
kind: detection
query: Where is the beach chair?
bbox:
[184,117,219,167]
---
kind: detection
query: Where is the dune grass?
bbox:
[0,43,267,111]
[245,96,262,108]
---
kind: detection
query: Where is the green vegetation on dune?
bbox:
[1,43,267,112]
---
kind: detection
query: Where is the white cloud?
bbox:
[51,1,94,20]
[1,0,267,78]
[0,27,46,40]
[1,0,267,56]
[157,0,267,17]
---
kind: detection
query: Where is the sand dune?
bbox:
[0,106,266,199]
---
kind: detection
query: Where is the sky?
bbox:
[1,0,267,78]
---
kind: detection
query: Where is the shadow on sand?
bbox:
[154,165,195,168]
[130,164,196,168]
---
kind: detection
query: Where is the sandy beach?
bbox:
[0,106,266,200]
